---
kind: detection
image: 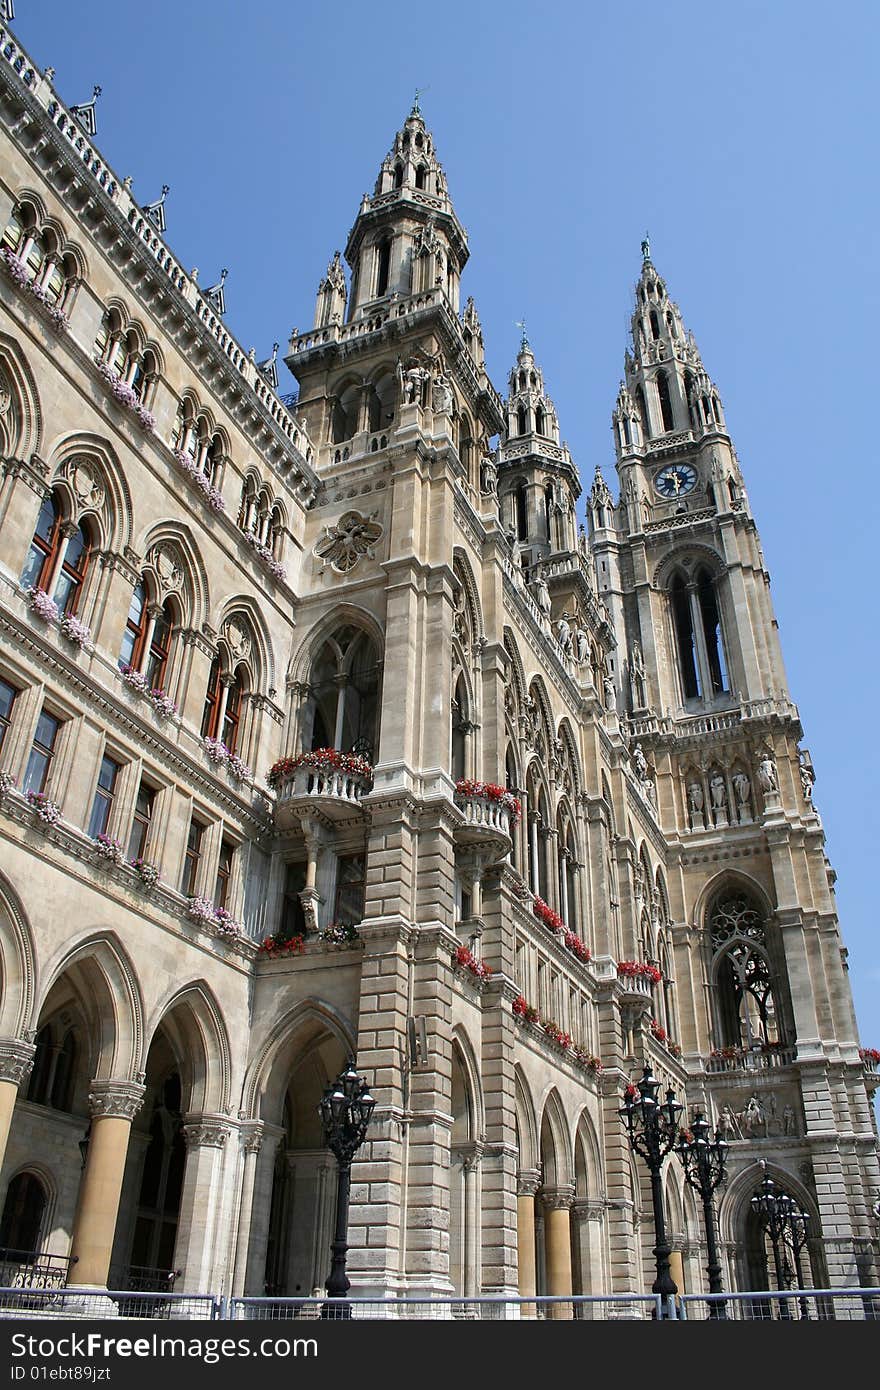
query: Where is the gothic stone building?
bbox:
[0,22,877,1307]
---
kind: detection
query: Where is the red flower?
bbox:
[617,960,662,984]
[860,1047,880,1064]
[455,779,522,827]
[267,749,373,789]
[258,934,305,958]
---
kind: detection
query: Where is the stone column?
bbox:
[68,1080,145,1287]
[0,1039,35,1171]
[668,1248,685,1294]
[542,1186,575,1318]
[173,1115,231,1292]
[516,1169,541,1314]
[232,1124,264,1296]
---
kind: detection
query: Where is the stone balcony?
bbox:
[615,971,655,1002]
[705,1044,798,1075]
[452,790,514,855]
[274,762,371,830]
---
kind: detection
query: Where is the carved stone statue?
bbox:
[575,626,589,664]
[603,674,616,711]
[799,757,815,803]
[687,781,704,814]
[431,374,453,414]
[732,771,751,807]
[480,455,497,494]
[710,772,727,811]
[740,1094,766,1138]
[530,572,551,617]
[757,753,778,794]
[556,612,573,655]
[783,1104,796,1136]
[398,359,428,406]
[717,1104,741,1139]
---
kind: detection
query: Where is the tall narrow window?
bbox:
[650,310,661,340]
[376,240,391,297]
[393,162,404,188]
[53,520,92,616]
[145,602,174,690]
[119,581,148,671]
[671,575,701,700]
[334,854,366,926]
[535,404,545,436]
[128,780,156,861]
[23,709,61,795]
[656,371,674,433]
[280,861,306,938]
[221,668,245,754]
[0,677,18,758]
[215,839,235,909]
[516,483,528,540]
[0,1172,47,1255]
[201,657,223,739]
[20,494,62,592]
[414,165,427,190]
[517,405,527,436]
[88,753,120,838]
[180,816,205,897]
[697,568,728,694]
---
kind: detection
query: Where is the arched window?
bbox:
[144,599,175,690]
[709,891,781,1049]
[671,573,701,700]
[52,519,92,616]
[517,405,527,436]
[304,628,380,761]
[535,404,545,436]
[516,483,528,540]
[201,656,223,739]
[222,665,247,754]
[269,504,284,558]
[331,383,360,443]
[50,1030,77,1111]
[656,371,674,433]
[414,164,427,190]
[451,674,469,780]
[238,476,257,532]
[697,567,728,694]
[393,162,404,188]
[375,240,392,298]
[129,1072,185,1276]
[650,310,661,340]
[20,493,63,592]
[26,1023,77,1111]
[26,1025,52,1105]
[635,385,650,440]
[0,1173,47,1256]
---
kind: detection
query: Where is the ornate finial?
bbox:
[515,318,529,350]
[641,231,651,263]
[412,86,428,115]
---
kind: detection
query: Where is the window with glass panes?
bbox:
[20,493,62,592]
[53,520,92,616]
[118,581,148,671]
[280,862,307,938]
[87,753,121,838]
[180,816,205,896]
[128,780,156,861]
[23,709,61,794]
[334,854,366,926]
[0,677,18,758]
[214,839,235,909]
[144,602,173,689]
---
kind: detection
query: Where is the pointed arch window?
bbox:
[650,310,661,340]
[670,567,728,703]
[517,404,527,436]
[393,162,404,188]
[516,483,528,540]
[222,666,247,754]
[375,240,392,297]
[414,164,427,190]
[656,370,674,433]
[144,599,175,690]
[201,656,223,740]
[535,404,545,436]
[304,628,380,761]
[53,519,92,616]
[20,493,62,592]
[451,674,469,781]
[0,1172,47,1256]
[118,580,148,671]
[709,891,782,1050]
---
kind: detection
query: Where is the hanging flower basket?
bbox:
[58,612,93,651]
[172,448,226,510]
[26,587,60,623]
[118,664,178,720]
[532,896,565,933]
[96,361,156,432]
[243,529,286,582]
[317,921,360,944]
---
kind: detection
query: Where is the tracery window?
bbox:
[670,566,728,703]
[709,891,780,1049]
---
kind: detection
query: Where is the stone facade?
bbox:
[0,27,876,1306]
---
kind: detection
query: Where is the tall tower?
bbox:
[596,242,879,1291]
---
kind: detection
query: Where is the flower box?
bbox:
[131,857,160,888]
[267,748,373,789]
[1,249,69,331]
[454,780,521,827]
[118,664,178,720]
[202,737,252,783]
[512,996,602,1073]
[454,943,492,980]
[26,790,61,826]
[187,896,243,938]
[617,960,663,985]
[94,832,124,865]
[96,360,156,432]
[258,933,306,959]
[58,612,93,652]
[26,587,60,623]
[172,448,225,511]
[243,529,286,582]
[0,769,16,797]
[317,921,360,944]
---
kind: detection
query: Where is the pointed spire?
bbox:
[70,85,101,137]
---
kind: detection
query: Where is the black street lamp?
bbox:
[674,1110,728,1318]
[318,1058,375,1319]
[620,1065,682,1314]
[750,1172,810,1320]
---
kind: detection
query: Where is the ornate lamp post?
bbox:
[777,1192,812,1320]
[750,1171,804,1320]
[318,1058,375,1318]
[674,1110,728,1318]
[620,1065,682,1314]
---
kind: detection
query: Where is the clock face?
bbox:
[654,463,698,498]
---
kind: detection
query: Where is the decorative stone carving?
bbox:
[799,753,815,803]
[147,543,184,595]
[529,572,551,618]
[65,458,104,512]
[88,1079,146,1122]
[716,1104,741,1139]
[555,612,573,656]
[479,455,497,494]
[222,617,252,663]
[431,374,453,414]
[0,1038,36,1086]
[397,358,429,406]
[629,640,646,707]
[687,780,704,815]
[182,1117,231,1149]
[314,509,383,573]
[574,626,589,664]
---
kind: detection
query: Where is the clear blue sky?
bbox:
[11,1,880,1051]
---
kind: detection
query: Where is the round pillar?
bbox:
[543,1186,575,1319]
[68,1080,144,1288]
[0,1040,35,1171]
[516,1169,540,1313]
